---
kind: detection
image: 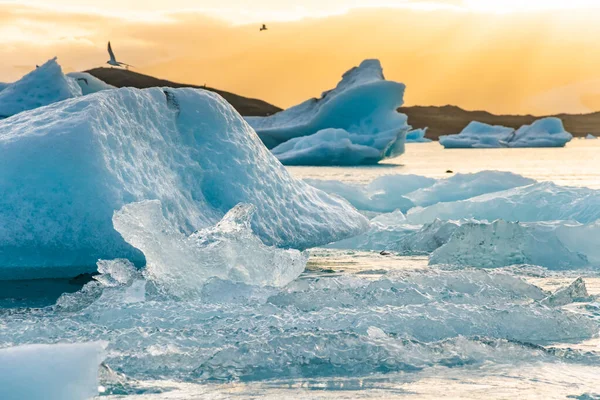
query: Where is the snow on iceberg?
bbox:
[405,171,536,207]
[306,174,435,213]
[0,87,367,279]
[407,181,600,225]
[430,220,600,269]
[66,72,115,95]
[0,342,106,400]
[0,58,81,118]
[246,59,409,165]
[113,200,308,297]
[406,128,432,143]
[440,118,573,148]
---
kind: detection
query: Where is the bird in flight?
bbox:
[260,24,268,31]
[106,42,133,69]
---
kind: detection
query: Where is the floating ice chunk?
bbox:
[66,72,115,95]
[430,220,598,269]
[541,277,590,307]
[0,58,81,118]
[586,134,597,139]
[0,87,366,279]
[510,118,573,148]
[406,128,432,143]
[271,127,401,165]
[440,118,572,148]
[328,214,461,254]
[247,59,409,163]
[113,200,308,298]
[405,171,536,207]
[407,181,600,224]
[306,174,435,213]
[439,121,515,148]
[0,342,106,400]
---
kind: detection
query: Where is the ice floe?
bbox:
[440,118,572,148]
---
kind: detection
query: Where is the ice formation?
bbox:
[430,220,600,269]
[586,134,597,139]
[306,174,435,213]
[328,213,462,254]
[0,58,81,118]
[0,87,366,279]
[406,128,432,143]
[405,171,536,207]
[0,342,106,400]
[66,72,115,95]
[270,128,403,166]
[1,267,596,389]
[246,59,409,165]
[407,181,600,224]
[113,200,308,297]
[440,118,573,148]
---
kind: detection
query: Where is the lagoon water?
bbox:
[2,140,600,399]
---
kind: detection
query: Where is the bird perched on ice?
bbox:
[106,42,133,69]
[260,24,268,31]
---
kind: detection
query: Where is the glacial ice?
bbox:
[406,128,432,143]
[586,134,597,140]
[0,342,106,400]
[0,267,595,388]
[246,59,409,164]
[0,58,81,118]
[271,128,401,166]
[306,174,435,213]
[0,87,366,279]
[407,181,600,224]
[405,171,536,207]
[113,200,308,297]
[440,118,573,148]
[540,277,590,306]
[328,214,461,254]
[66,72,115,95]
[430,220,600,269]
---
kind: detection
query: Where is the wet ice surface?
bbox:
[1,251,600,399]
[2,142,600,399]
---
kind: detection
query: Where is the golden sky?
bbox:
[2,0,600,115]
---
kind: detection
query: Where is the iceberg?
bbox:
[306,174,435,213]
[0,87,367,279]
[405,171,536,207]
[406,128,432,143]
[440,118,573,148]
[0,58,81,118]
[0,342,106,400]
[66,72,115,95]
[246,59,409,164]
[407,181,600,224]
[439,121,515,148]
[586,134,597,140]
[270,128,401,166]
[113,200,308,297]
[430,220,600,269]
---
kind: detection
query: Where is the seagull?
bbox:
[260,24,268,31]
[106,41,133,69]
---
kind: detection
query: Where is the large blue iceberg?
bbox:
[440,118,573,148]
[0,87,367,279]
[247,60,409,165]
[0,58,82,118]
